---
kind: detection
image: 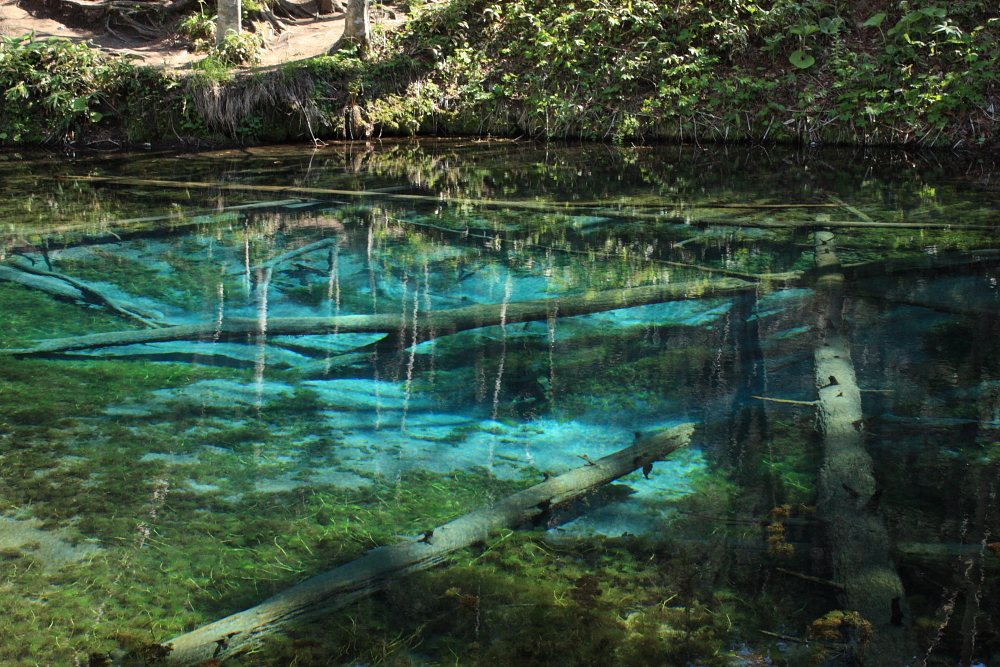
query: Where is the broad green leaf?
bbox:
[789,50,816,69]
[863,12,887,27]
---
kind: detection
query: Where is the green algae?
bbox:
[0,460,538,665]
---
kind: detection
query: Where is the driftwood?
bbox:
[812,231,919,667]
[157,423,694,665]
[2,278,755,357]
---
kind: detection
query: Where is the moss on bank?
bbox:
[2,0,999,148]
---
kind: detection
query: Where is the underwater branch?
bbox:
[158,423,696,665]
[2,278,755,357]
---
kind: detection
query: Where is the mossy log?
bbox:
[812,231,920,667]
[158,423,694,665]
[2,278,754,356]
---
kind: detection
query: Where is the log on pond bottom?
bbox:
[3,278,755,357]
[155,423,695,666]
[812,231,919,667]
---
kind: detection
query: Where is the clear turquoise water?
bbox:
[0,141,998,667]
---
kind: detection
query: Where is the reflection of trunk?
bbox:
[160,424,694,665]
[959,467,991,666]
[4,278,754,357]
[703,291,772,511]
[812,231,919,667]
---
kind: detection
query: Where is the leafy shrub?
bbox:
[0,34,138,143]
[212,30,266,66]
[177,9,217,51]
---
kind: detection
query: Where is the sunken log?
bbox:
[3,278,754,356]
[812,231,919,667]
[59,176,1000,231]
[158,423,695,665]
[0,263,167,326]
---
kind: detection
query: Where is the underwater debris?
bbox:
[807,610,874,648]
[161,424,694,664]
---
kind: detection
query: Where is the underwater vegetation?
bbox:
[1,144,999,667]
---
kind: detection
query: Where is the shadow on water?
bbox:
[0,140,998,667]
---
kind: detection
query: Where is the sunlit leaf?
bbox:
[788,50,815,69]
[863,12,887,27]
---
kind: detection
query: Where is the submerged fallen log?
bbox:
[2,278,755,357]
[60,176,1000,231]
[0,263,168,327]
[245,236,343,274]
[812,231,919,667]
[157,423,694,665]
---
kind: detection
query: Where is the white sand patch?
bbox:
[0,516,101,571]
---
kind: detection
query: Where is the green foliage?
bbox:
[344,0,1000,145]
[197,31,266,69]
[0,34,137,143]
[177,7,217,51]
[2,0,999,146]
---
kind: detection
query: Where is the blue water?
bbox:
[0,142,998,667]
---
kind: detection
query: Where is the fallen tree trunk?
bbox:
[0,263,168,326]
[1,198,307,256]
[849,287,1000,319]
[245,236,342,273]
[2,278,755,356]
[812,231,919,667]
[157,423,694,665]
[6,259,168,327]
[59,176,1000,231]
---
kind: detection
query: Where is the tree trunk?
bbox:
[812,230,920,667]
[157,424,694,665]
[217,0,242,44]
[329,0,370,53]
